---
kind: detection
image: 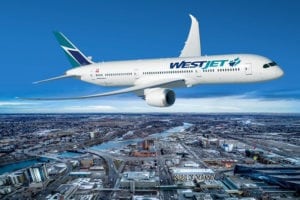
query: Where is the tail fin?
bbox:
[53,31,94,67]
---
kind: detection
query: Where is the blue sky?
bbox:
[1,0,300,113]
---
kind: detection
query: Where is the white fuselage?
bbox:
[31,15,284,108]
[67,54,284,88]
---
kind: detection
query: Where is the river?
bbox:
[90,122,192,151]
[0,159,39,175]
[0,123,191,175]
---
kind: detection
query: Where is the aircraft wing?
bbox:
[23,79,186,100]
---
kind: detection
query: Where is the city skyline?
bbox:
[1,113,299,199]
[1,0,300,113]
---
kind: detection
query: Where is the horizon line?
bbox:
[0,112,299,116]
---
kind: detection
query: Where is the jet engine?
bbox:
[144,88,176,107]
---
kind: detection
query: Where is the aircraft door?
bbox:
[195,69,201,77]
[245,63,252,75]
[134,69,140,79]
[90,69,96,80]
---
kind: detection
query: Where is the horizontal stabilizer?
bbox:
[33,74,78,84]
[24,79,185,100]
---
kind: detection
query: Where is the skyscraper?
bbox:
[25,163,48,183]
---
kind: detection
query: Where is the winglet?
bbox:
[179,14,201,58]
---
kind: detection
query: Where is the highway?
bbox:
[179,139,209,168]
[84,149,119,188]
[155,140,176,200]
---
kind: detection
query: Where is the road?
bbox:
[85,149,119,187]
[156,141,176,200]
[179,140,209,168]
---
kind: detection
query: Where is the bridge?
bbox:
[25,152,64,162]
[84,149,120,187]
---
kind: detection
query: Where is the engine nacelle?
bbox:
[144,88,176,107]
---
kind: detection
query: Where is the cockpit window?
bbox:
[263,64,270,68]
[263,61,277,69]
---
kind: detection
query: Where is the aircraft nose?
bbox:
[277,67,284,78]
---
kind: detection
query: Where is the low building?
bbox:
[89,166,105,171]
[132,195,159,200]
[80,158,93,169]
[183,161,199,168]
[54,184,78,199]
[0,186,12,195]
[120,171,159,189]
[70,171,92,177]
[71,178,103,190]
[0,175,8,186]
[177,190,213,200]
[234,164,300,192]
[73,194,94,200]
[170,168,215,182]
[132,150,157,157]
[48,163,67,175]
[8,171,26,185]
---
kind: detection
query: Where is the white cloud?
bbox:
[0,95,300,113]
[114,96,299,113]
[172,96,300,113]
[0,101,33,106]
[59,105,117,112]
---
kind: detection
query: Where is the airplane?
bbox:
[29,14,284,107]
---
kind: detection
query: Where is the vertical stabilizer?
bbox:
[53,32,94,67]
[179,14,201,58]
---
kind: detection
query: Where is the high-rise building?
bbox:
[8,171,26,185]
[25,163,48,183]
